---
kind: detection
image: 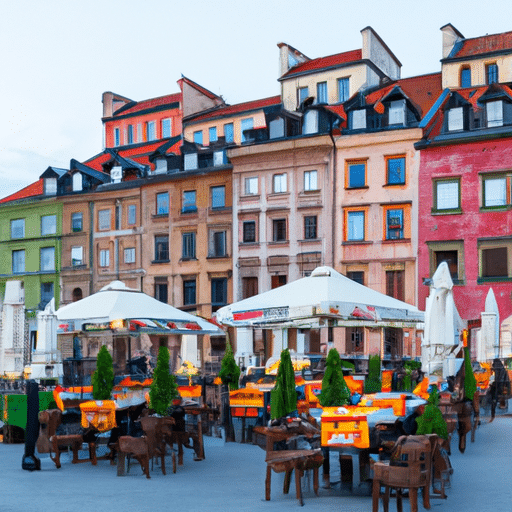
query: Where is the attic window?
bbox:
[72,173,83,191]
[269,118,284,139]
[448,107,463,131]
[486,101,503,127]
[389,100,405,125]
[184,153,198,171]
[44,177,57,196]
[351,110,366,130]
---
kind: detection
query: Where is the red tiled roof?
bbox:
[114,93,181,117]
[0,179,43,203]
[452,31,512,59]
[364,73,443,117]
[280,49,363,79]
[324,104,347,120]
[188,95,281,123]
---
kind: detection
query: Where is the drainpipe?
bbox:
[89,201,94,295]
[328,126,337,268]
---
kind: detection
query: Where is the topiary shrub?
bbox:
[218,339,240,391]
[149,346,178,416]
[364,354,382,393]
[319,348,351,407]
[416,386,448,439]
[270,349,297,420]
[92,345,114,400]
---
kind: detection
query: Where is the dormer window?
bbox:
[303,110,319,134]
[448,107,464,131]
[44,177,57,196]
[351,110,366,130]
[298,87,309,106]
[460,67,471,88]
[184,153,198,170]
[72,172,83,191]
[269,118,284,139]
[389,100,405,126]
[486,101,503,127]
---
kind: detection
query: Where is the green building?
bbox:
[0,177,63,312]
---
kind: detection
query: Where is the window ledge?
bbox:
[268,240,289,246]
[383,182,406,188]
[477,276,512,284]
[180,257,198,262]
[240,242,259,247]
[431,209,463,215]
[152,213,169,219]
[345,185,369,191]
[342,240,373,245]
[240,194,260,201]
[480,206,512,212]
[208,206,232,215]
[207,255,229,260]
[181,209,198,215]
[382,238,411,244]
[299,238,321,243]
[299,189,321,196]
[267,192,290,199]
[151,259,170,264]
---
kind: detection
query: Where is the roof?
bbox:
[39,166,68,179]
[0,179,44,204]
[149,135,182,160]
[111,93,181,117]
[448,30,512,59]
[104,149,148,174]
[70,159,111,183]
[186,95,281,123]
[280,49,363,79]
[178,76,222,101]
[364,73,443,117]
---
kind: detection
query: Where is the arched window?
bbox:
[72,173,83,192]
[72,288,83,302]
[460,67,471,88]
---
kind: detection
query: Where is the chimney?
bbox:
[441,23,465,59]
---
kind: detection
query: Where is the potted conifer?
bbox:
[92,345,114,400]
[149,346,178,416]
[365,354,382,394]
[270,348,297,421]
[319,348,350,407]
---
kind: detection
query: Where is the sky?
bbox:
[2,0,512,200]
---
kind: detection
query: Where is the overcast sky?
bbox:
[2,0,512,200]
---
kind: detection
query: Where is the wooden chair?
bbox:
[36,409,97,469]
[372,435,433,512]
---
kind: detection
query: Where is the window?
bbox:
[338,77,349,102]
[386,156,405,185]
[241,118,254,143]
[182,232,196,259]
[347,271,364,285]
[272,219,287,242]
[209,126,218,143]
[12,249,25,273]
[434,179,460,211]
[115,204,121,230]
[269,118,284,139]
[40,282,54,309]
[486,63,498,85]
[72,173,82,192]
[447,107,463,131]
[40,247,55,271]
[224,123,234,143]
[271,275,287,289]
[71,246,83,266]
[303,110,319,134]
[273,173,287,193]
[11,219,25,239]
[44,178,57,196]
[245,177,258,195]
[316,82,327,104]
[128,204,136,225]
[242,277,258,299]
[147,121,156,141]
[209,230,227,257]
[41,215,56,236]
[346,210,365,241]
[154,236,169,261]
[298,86,309,105]
[182,190,197,213]
[183,279,196,306]
[481,246,508,279]
[211,185,225,209]
[460,67,471,88]
[351,110,366,129]
[72,288,83,301]
[386,270,405,301]
[389,99,405,125]
[155,281,168,304]
[137,123,143,142]
[214,150,226,166]
[193,130,203,145]
[156,192,169,215]
[124,248,136,264]
[127,124,134,144]
[184,153,198,170]
[243,221,256,243]
[385,208,404,240]
[486,101,503,127]
[304,216,317,239]
[161,118,171,138]
[346,161,366,188]
[304,170,318,191]
[211,277,227,311]
[98,209,111,230]
[435,249,459,281]
[99,249,110,267]
[482,175,510,207]
[114,127,120,146]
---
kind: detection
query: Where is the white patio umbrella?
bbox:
[215,266,424,329]
[56,280,223,336]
